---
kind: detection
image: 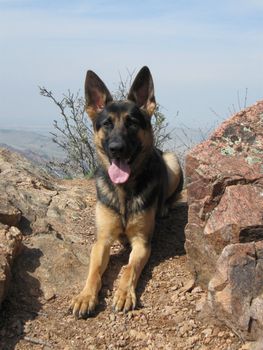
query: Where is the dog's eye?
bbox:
[102,119,113,129]
[125,118,139,130]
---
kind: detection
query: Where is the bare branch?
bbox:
[244,88,248,108]
[40,70,176,177]
[40,87,96,177]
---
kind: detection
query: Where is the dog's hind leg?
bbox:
[162,152,183,199]
[156,152,183,218]
[71,202,122,318]
[112,207,155,312]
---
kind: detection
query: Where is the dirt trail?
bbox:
[0,181,243,350]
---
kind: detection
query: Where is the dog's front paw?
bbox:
[112,287,136,313]
[70,291,98,319]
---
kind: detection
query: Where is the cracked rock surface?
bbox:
[0,147,92,311]
[185,100,263,340]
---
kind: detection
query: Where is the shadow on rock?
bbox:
[0,246,43,350]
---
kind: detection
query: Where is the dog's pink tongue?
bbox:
[108,159,130,184]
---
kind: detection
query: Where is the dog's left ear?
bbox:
[128,66,156,117]
[85,70,113,121]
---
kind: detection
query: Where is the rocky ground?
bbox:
[0,176,249,350]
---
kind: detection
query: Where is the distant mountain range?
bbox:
[0,126,207,174]
[0,129,65,166]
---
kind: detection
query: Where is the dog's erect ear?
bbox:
[128,66,156,117]
[85,70,113,120]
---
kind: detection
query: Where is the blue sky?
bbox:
[0,0,263,133]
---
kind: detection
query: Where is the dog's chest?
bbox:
[116,187,146,217]
[96,173,161,224]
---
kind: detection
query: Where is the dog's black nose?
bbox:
[109,141,125,157]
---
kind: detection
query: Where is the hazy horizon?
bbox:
[0,0,263,134]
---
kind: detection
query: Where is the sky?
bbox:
[0,0,263,133]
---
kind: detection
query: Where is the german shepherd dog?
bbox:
[71,66,183,318]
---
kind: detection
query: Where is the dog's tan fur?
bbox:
[71,67,182,318]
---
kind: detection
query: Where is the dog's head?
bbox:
[85,66,156,184]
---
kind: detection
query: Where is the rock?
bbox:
[0,148,88,235]
[109,314,116,322]
[0,148,57,225]
[0,196,21,226]
[129,329,147,340]
[208,242,263,339]
[0,147,93,307]
[185,101,263,340]
[13,233,89,301]
[0,224,23,305]
[202,328,213,337]
[240,340,263,350]
[182,278,195,293]
[253,339,263,350]
[192,286,203,294]
[196,295,206,312]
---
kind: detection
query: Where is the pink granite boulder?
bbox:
[185,100,263,339]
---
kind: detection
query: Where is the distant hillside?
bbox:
[0,129,65,164]
[0,126,206,160]
[0,126,207,176]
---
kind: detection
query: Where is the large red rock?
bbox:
[185,100,263,339]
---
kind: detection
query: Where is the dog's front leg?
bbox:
[112,207,155,312]
[71,202,122,318]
